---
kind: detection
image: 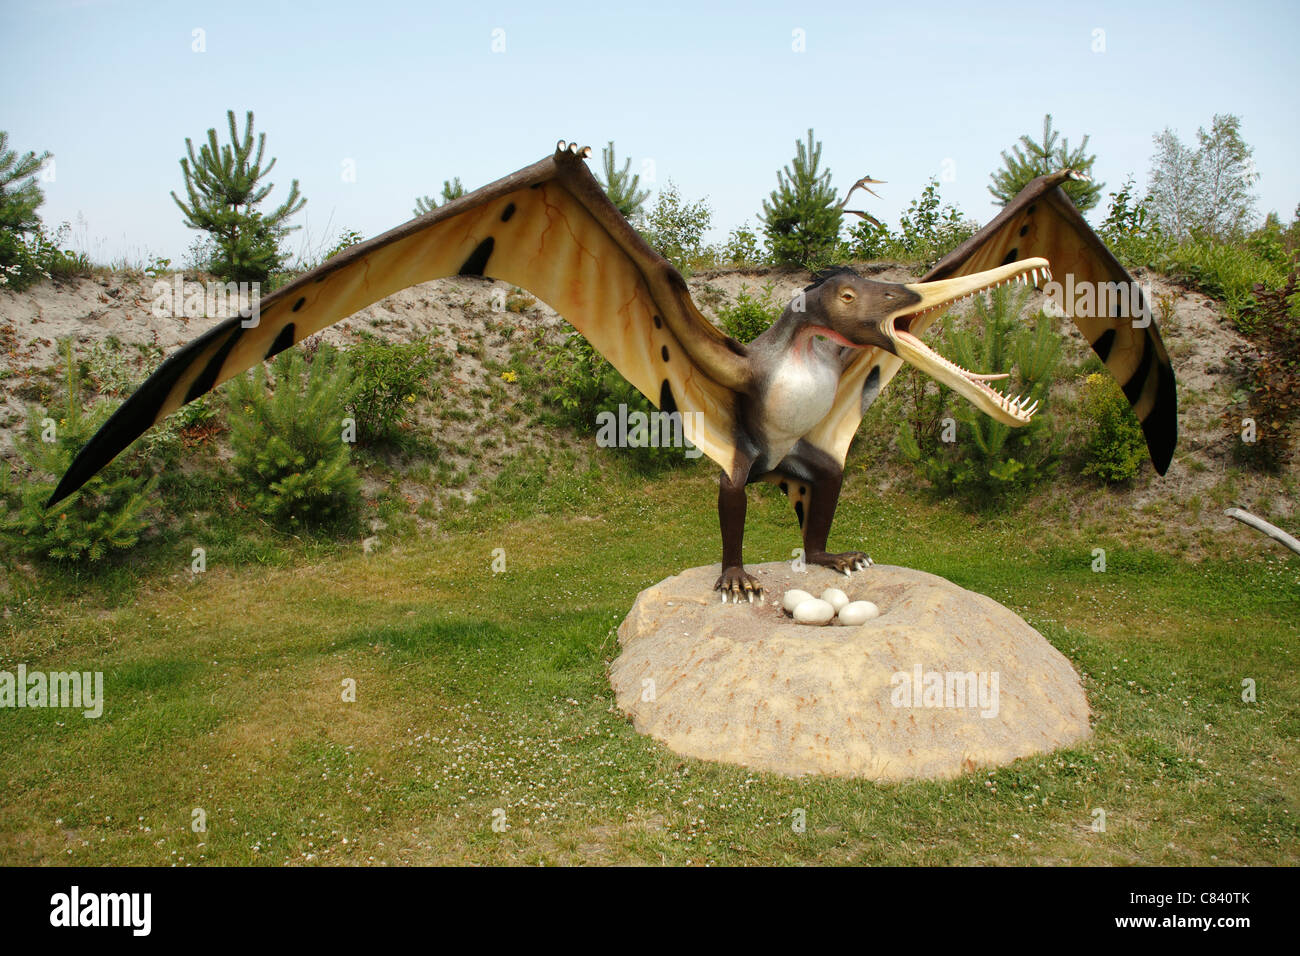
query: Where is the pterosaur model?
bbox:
[49,141,1176,600]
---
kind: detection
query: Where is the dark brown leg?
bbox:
[802,467,872,575]
[714,468,764,602]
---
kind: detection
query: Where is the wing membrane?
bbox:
[49,145,748,505]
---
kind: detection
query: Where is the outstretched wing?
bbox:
[48,142,751,506]
[805,169,1177,476]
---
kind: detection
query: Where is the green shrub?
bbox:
[1227,272,1300,472]
[890,360,952,469]
[1099,176,1166,268]
[538,333,695,473]
[226,348,360,530]
[344,334,441,445]
[539,332,607,426]
[716,282,782,343]
[845,179,975,268]
[719,222,767,268]
[84,338,150,397]
[0,221,93,292]
[1101,182,1296,330]
[896,179,978,263]
[46,242,92,283]
[844,218,895,261]
[1156,238,1293,331]
[0,343,155,562]
[0,227,49,291]
[897,284,1060,508]
[1079,372,1148,483]
[637,180,712,276]
[323,228,364,262]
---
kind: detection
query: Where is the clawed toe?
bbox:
[714,569,765,604]
[809,551,873,574]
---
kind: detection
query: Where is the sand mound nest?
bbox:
[610,562,1091,780]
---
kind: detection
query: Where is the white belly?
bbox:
[760,355,840,456]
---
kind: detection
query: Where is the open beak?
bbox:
[856,177,886,200]
[885,258,1052,426]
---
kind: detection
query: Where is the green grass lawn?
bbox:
[1,455,1297,865]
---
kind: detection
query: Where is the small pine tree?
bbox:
[171,110,306,284]
[413,178,467,216]
[761,129,842,266]
[716,283,782,343]
[0,130,50,234]
[226,348,361,530]
[988,114,1102,212]
[0,342,155,563]
[595,141,650,219]
[897,284,1061,508]
[0,130,55,291]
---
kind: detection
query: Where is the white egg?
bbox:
[836,601,880,625]
[820,588,849,612]
[793,598,835,625]
[782,589,815,613]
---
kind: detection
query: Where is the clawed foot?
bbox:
[714,566,765,604]
[807,550,873,576]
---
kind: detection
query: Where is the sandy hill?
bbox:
[0,264,1292,548]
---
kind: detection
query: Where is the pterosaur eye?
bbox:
[884,292,895,299]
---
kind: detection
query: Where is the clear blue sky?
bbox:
[3,0,1297,264]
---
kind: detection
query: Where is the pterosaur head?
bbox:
[803,258,1053,426]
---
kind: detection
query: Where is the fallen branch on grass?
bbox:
[1224,507,1300,555]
